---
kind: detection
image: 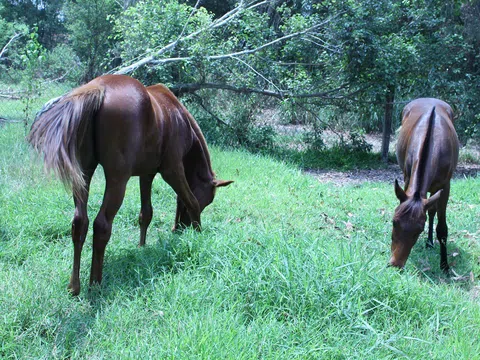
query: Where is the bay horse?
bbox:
[390,98,459,272]
[28,74,233,295]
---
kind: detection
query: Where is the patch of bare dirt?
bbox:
[308,164,480,186]
[263,116,480,185]
[307,133,480,185]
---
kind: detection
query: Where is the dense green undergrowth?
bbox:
[1,123,479,359]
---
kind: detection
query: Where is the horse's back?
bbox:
[401,98,453,125]
[145,84,196,162]
[397,98,459,193]
[89,75,159,175]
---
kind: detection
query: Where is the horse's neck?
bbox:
[187,114,213,174]
[186,135,214,184]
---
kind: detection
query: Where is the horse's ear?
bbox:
[213,180,234,188]
[424,190,443,211]
[395,179,408,203]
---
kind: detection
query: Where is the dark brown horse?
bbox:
[390,98,459,271]
[28,74,233,295]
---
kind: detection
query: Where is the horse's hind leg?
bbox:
[89,176,128,288]
[426,208,436,248]
[138,174,155,247]
[68,168,95,296]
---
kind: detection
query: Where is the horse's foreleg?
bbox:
[162,165,201,231]
[138,174,155,247]
[89,177,128,288]
[173,197,186,232]
[68,170,94,296]
[427,208,436,248]
[436,184,450,273]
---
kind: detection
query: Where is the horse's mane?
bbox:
[414,106,436,195]
[146,83,215,178]
[184,109,214,176]
[395,196,424,220]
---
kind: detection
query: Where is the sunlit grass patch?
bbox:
[1,122,479,359]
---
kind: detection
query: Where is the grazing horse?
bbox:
[390,98,459,271]
[28,74,233,295]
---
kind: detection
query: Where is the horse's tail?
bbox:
[28,84,105,196]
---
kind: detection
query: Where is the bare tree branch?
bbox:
[112,0,268,75]
[0,33,23,60]
[190,93,231,127]
[231,56,282,93]
[146,18,339,76]
[113,2,340,75]
[207,20,336,60]
[176,0,202,43]
[0,93,21,99]
[150,18,340,67]
[169,82,361,101]
[170,82,285,98]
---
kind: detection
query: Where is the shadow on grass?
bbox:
[260,145,395,171]
[0,226,9,242]
[408,235,478,291]
[48,232,192,356]
[87,230,198,301]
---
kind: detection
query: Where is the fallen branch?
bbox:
[170,82,285,98]
[0,94,21,99]
[169,82,356,100]
[0,33,23,59]
[113,0,268,75]
[147,18,339,68]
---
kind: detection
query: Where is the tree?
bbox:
[0,6,28,82]
[63,0,121,81]
[0,0,65,50]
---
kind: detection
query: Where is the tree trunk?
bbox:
[381,85,395,163]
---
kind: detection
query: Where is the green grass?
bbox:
[1,123,479,359]
[0,81,72,122]
[277,146,391,170]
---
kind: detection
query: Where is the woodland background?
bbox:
[1,0,480,165]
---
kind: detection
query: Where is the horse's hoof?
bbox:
[68,283,80,296]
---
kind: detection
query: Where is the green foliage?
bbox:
[296,130,376,170]
[40,44,85,82]
[0,9,28,81]
[2,0,480,159]
[113,0,214,83]
[287,145,381,170]
[189,93,276,152]
[325,0,480,138]
[0,0,66,49]
[63,0,121,81]
[19,28,45,129]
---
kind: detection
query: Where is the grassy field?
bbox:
[1,122,479,359]
[0,81,72,122]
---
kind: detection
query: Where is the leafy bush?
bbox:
[187,92,276,152]
[40,45,84,82]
